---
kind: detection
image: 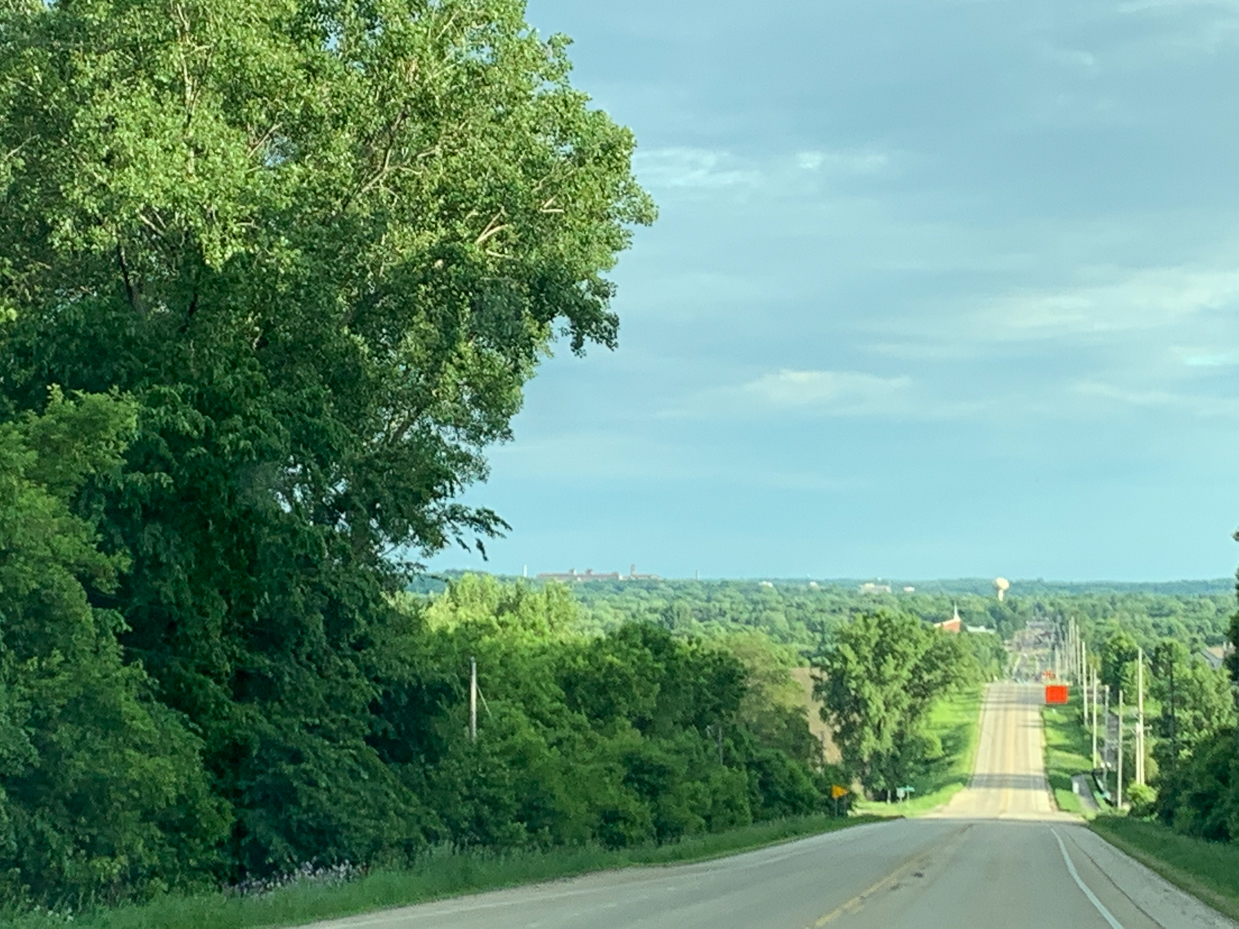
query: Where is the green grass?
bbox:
[1091,817,1239,922]
[1041,695,1094,816]
[857,686,983,817]
[6,813,885,929]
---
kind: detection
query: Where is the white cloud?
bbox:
[1177,350,1239,367]
[633,148,761,190]
[977,265,1239,341]
[633,146,894,193]
[740,369,911,413]
[664,369,992,420]
[795,150,891,175]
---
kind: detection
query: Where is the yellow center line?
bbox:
[807,825,972,927]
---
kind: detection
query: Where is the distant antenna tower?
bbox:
[993,577,1010,601]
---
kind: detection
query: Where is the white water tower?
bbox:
[993,576,1010,602]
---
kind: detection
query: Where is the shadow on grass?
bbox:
[5,813,888,929]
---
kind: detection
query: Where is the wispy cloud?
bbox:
[1177,350,1239,367]
[1075,380,1239,418]
[795,150,891,175]
[740,369,911,413]
[1038,44,1101,72]
[633,148,761,190]
[977,265,1239,341]
[634,146,895,193]
[1112,0,1239,54]
[666,369,991,420]
[488,428,855,491]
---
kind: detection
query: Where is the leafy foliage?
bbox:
[812,609,975,799]
[0,392,225,909]
[1062,584,1239,844]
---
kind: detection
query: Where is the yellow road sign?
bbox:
[830,784,848,799]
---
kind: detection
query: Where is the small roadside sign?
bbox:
[830,784,848,799]
[1045,684,1069,705]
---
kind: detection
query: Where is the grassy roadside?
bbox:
[1041,696,1094,816]
[857,686,983,817]
[8,813,886,929]
[1091,817,1239,923]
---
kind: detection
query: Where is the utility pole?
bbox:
[1071,619,1079,681]
[1079,631,1086,688]
[1116,688,1124,809]
[1136,647,1146,786]
[1103,685,1110,772]
[1080,658,1090,733]
[1081,649,1088,721]
[469,656,478,743]
[1091,665,1099,770]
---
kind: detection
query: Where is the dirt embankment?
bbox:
[790,667,841,764]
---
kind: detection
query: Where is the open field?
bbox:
[7,815,883,929]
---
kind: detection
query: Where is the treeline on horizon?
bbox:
[410,575,1236,660]
[413,573,1235,598]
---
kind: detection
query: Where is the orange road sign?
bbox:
[1045,684,1069,705]
[831,784,848,799]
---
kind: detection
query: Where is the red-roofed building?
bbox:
[935,605,963,634]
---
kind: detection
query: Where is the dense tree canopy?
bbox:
[0,0,655,909]
[0,392,225,906]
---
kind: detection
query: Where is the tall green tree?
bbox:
[1148,639,1235,774]
[813,610,970,799]
[0,0,652,878]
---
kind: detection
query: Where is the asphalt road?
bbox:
[312,683,1236,929]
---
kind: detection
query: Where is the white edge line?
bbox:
[1053,828,1126,929]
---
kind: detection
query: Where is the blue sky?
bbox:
[430,0,1239,581]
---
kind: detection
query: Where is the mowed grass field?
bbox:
[1091,817,1239,923]
[1041,696,1094,816]
[8,814,885,929]
[857,686,984,816]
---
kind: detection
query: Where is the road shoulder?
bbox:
[1066,825,1239,929]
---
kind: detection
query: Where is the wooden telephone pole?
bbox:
[469,656,478,743]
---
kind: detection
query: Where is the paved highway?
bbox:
[311,683,1236,929]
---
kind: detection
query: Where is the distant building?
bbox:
[859,582,891,594]
[759,581,774,588]
[903,586,916,593]
[966,625,995,634]
[535,565,660,583]
[935,605,963,634]
[1201,644,1233,671]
